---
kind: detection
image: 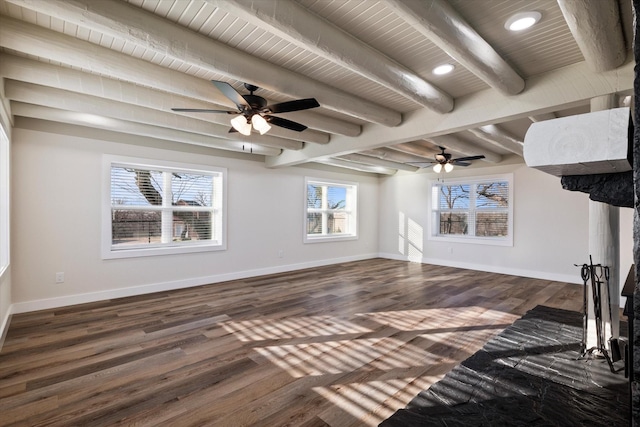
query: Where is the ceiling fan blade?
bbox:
[453,155,485,162]
[171,108,237,113]
[451,161,471,167]
[211,80,249,109]
[265,115,308,132]
[266,98,320,114]
[228,126,238,133]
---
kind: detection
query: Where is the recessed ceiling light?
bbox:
[505,11,541,31]
[433,64,455,75]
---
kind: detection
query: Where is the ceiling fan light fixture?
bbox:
[231,115,252,136]
[433,163,443,173]
[251,114,272,135]
[444,163,454,173]
[505,11,541,31]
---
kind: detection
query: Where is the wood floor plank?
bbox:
[0,259,583,426]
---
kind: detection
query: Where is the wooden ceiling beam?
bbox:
[10,102,281,156]
[314,158,397,175]
[557,0,626,72]
[338,153,420,172]
[208,0,453,113]
[0,23,361,138]
[467,125,524,156]
[5,0,402,126]
[266,59,633,167]
[384,0,525,95]
[4,80,307,150]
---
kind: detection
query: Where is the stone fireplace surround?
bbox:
[632,2,640,425]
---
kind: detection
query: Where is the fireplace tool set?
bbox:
[576,256,622,374]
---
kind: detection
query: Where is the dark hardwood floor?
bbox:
[0,259,582,426]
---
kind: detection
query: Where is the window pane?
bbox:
[111,167,163,206]
[112,210,161,246]
[439,213,468,235]
[476,212,508,237]
[328,212,348,234]
[327,186,346,209]
[476,182,509,208]
[172,210,212,241]
[439,185,470,210]
[305,179,357,242]
[171,173,214,207]
[307,213,323,234]
[307,185,322,209]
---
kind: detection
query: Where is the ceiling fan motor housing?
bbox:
[242,95,267,112]
[435,152,452,163]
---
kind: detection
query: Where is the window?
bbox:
[430,174,513,246]
[102,156,226,258]
[0,126,9,276]
[304,178,357,242]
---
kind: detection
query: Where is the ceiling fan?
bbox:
[411,146,485,173]
[171,81,320,136]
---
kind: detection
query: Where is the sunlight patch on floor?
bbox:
[221,315,371,341]
[358,306,515,331]
[254,337,439,378]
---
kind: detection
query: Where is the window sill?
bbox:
[304,234,358,244]
[102,242,226,259]
[428,234,513,247]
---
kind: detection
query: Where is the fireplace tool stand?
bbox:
[576,256,617,373]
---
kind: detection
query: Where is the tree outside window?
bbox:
[104,157,226,258]
[432,175,512,245]
[305,178,357,242]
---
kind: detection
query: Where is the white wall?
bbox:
[379,162,596,283]
[6,121,635,316]
[9,124,379,312]
[0,91,12,347]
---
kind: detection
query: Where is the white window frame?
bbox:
[429,174,513,247]
[0,125,9,277]
[304,177,358,243]
[102,155,227,259]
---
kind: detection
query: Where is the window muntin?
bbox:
[305,178,357,242]
[431,175,512,246]
[103,157,225,258]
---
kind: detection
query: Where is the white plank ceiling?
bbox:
[0,0,633,174]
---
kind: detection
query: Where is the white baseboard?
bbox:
[378,252,584,285]
[0,304,13,351]
[11,253,378,314]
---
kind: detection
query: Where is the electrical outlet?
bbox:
[278,250,284,258]
[55,272,65,283]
